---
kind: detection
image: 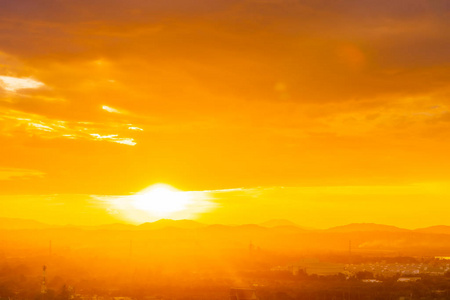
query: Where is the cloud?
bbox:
[0,75,44,92]
[128,126,143,131]
[0,167,45,180]
[90,133,136,146]
[0,108,140,146]
[0,0,448,107]
[102,105,122,114]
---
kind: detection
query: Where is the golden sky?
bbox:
[1,0,450,228]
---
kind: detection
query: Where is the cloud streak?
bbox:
[0,75,44,92]
[102,105,122,114]
[0,167,45,180]
[0,108,140,146]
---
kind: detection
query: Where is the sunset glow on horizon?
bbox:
[92,183,218,225]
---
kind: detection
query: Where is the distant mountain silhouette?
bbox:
[235,224,267,232]
[415,225,450,235]
[259,219,315,230]
[200,224,269,234]
[260,219,299,228]
[326,223,410,233]
[91,223,137,230]
[0,217,54,230]
[137,219,205,230]
[2,217,449,236]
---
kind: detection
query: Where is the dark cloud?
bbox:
[0,0,448,106]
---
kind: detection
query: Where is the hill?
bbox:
[415,225,450,235]
[0,217,53,230]
[260,219,300,228]
[91,223,137,230]
[326,223,409,233]
[137,219,205,230]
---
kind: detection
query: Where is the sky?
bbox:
[0,0,450,228]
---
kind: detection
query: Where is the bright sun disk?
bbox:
[132,184,191,216]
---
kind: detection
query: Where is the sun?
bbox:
[102,183,217,223]
[131,184,192,217]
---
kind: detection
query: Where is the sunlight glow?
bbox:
[96,184,217,223]
[132,184,191,216]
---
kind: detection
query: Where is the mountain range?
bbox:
[1,217,449,234]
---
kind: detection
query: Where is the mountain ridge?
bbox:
[0,217,449,233]
[414,225,450,235]
[326,223,410,233]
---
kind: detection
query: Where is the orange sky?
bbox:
[1,0,450,228]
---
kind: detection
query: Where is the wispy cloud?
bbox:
[0,75,44,92]
[90,133,136,146]
[102,105,122,114]
[0,167,45,180]
[128,126,143,131]
[0,108,140,146]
